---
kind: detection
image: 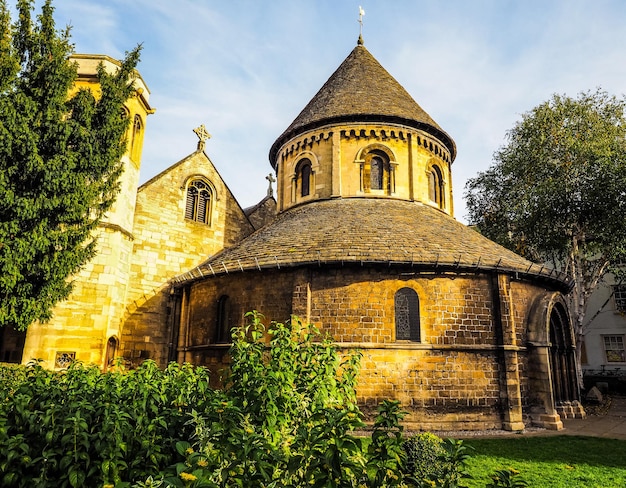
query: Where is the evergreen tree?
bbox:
[0,0,140,330]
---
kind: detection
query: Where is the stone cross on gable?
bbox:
[193,124,211,151]
[266,173,276,197]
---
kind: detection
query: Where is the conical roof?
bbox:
[173,198,571,292]
[269,41,456,166]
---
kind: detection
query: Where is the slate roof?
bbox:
[269,42,456,166]
[173,198,571,291]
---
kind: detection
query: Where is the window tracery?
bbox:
[395,287,420,341]
[185,179,213,225]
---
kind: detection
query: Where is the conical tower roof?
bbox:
[269,40,456,166]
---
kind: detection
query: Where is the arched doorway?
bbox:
[548,302,579,415]
[525,293,584,428]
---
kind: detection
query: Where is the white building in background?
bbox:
[582,274,626,384]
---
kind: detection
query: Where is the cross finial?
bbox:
[358,6,365,44]
[266,173,276,198]
[193,124,211,151]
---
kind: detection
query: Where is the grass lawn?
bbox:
[462,435,626,487]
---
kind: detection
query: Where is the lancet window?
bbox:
[130,114,144,162]
[395,287,420,342]
[185,179,213,225]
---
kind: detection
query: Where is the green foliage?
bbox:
[0,360,213,487]
[0,0,141,330]
[404,435,473,488]
[465,89,626,269]
[464,89,626,377]
[160,312,373,487]
[486,468,528,488]
[1,313,496,487]
[403,432,448,481]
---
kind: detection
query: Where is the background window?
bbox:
[604,335,626,362]
[614,285,626,312]
[395,288,420,341]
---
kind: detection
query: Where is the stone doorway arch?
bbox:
[548,301,582,419]
[526,293,584,428]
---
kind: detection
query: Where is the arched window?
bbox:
[428,165,444,208]
[362,149,393,194]
[185,179,212,224]
[370,156,384,190]
[395,287,420,341]
[215,295,231,343]
[130,114,143,162]
[295,158,313,198]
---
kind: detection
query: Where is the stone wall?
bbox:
[120,150,255,365]
[177,265,557,429]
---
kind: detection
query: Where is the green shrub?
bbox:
[0,360,214,487]
[403,432,448,480]
[486,468,528,488]
[1,313,498,488]
[144,312,420,487]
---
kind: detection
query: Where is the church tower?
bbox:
[20,55,154,369]
[270,38,455,216]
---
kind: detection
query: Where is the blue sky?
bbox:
[31,1,626,221]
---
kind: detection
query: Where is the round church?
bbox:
[170,38,584,431]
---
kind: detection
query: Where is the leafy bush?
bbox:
[1,313,520,487]
[156,312,376,487]
[486,468,528,488]
[0,360,214,487]
[404,432,448,481]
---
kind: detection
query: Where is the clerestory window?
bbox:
[362,150,393,194]
[428,166,445,208]
[185,179,212,225]
[295,159,313,198]
[428,164,445,209]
